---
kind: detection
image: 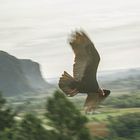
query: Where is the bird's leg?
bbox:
[84,93,99,114]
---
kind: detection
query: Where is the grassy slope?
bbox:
[86,107,140,138]
[87,107,140,121]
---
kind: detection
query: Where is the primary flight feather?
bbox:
[59,31,110,113]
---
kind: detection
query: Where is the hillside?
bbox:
[98,68,140,93]
[0,51,53,96]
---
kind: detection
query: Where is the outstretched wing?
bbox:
[69,31,100,91]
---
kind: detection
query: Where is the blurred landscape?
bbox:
[0,51,139,139]
[0,0,140,139]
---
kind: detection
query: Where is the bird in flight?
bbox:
[59,31,110,113]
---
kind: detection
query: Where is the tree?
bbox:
[0,93,16,140]
[14,114,56,140]
[0,91,92,140]
[0,93,15,132]
[46,90,91,140]
[107,113,140,140]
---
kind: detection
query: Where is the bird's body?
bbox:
[59,31,110,112]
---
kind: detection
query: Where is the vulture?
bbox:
[59,31,110,113]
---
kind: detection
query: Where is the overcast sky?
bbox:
[0,0,140,79]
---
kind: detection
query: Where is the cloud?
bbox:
[0,0,140,78]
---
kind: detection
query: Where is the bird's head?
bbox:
[98,89,111,102]
[103,89,111,97]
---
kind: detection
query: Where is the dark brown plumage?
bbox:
[59,31,110,112]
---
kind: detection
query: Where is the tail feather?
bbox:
[59,71,79,96]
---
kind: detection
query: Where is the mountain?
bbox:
[0,51,53,96]
[20,59,52,92]
[98,68,140,93]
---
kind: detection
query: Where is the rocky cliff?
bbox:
[0,51,53,96]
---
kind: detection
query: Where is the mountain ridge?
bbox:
[0,51,53,96]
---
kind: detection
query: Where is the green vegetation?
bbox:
[102,93,140,108]
[46,91,91,140]
[0,91,92,140]
[0,90,140,140]
[97,113,140,140]
[15,114,54,140]
[0,93,15,135]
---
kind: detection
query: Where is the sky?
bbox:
[0,0,140,80]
